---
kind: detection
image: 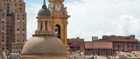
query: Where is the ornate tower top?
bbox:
[48,0,64,3]
[37,0,51,17]
[44,0,46,4]
[35,0,53,36]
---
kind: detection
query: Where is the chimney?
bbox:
[92,36,98,41]
[77,37,79,39]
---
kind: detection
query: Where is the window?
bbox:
[15,10,17,12]
[2,36,4,38]
[7,18,9,20]
[113,45,115,48]
[10,7,12,9]
[17,37,19,39]
[2,40,4,42]
[2,48,4,50]
[22,33,24,35]
[2,44,4,46]
[23,18,24,20]
[2,32,4,34]
[23,37,24,39]
[23,29,24,31]
[13,46,14,49]
[23,26,24,28]
[17,40,19,42]
[19,0,21,2]
[20,4,22,6]
[2,17,4,19]
[55,25,61,38]
[7,40,9,42]
[15,4,17,6]
[17,14,19,16]
[10,3,12,5]
[19,51,21,54]
[17,29,19,31]
[23,40,24,42]
[6,44,8,46]
[17,18,19,20]
[16,46,17,49]
[4,7,7,9]
[17,26,19,28]
[20,8,22,10]
[7,22,9,24]
[9,11,11,13]
[2,28,4,31]
[4,3,6,5]
[19,46,21,49]
[2,21,4,23]
[2,25,4,27]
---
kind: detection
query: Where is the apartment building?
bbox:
[0,0,26,53]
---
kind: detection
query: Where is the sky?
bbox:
[25,0,140,41]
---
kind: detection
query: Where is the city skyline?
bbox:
[26,0,140,41]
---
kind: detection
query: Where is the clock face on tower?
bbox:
[54,4,62,11]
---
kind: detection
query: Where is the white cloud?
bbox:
[26,0,140,41]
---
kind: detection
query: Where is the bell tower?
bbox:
[48,0,70,55]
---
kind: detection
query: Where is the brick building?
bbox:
[85,41,113,56]
[67,37,85,52]
[100,35,138,54]
[0,0,26,53]
[11,42,25,54]
[68,35,138,57]
[137,41,140,51]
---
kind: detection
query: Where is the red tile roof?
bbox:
[85,42,113,49]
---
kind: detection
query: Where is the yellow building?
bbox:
[48,0,70,55]
[19,0,69,59]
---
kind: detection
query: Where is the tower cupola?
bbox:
[37,0,51,17]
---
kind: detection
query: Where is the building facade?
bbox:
[67,37,85,52]
[137,41,140,51]
[100,35,138,54]
[85,41,113,57]
[67,35,138,57]
[0,0,26,53]
[11,42,25,54]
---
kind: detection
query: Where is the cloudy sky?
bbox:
[25,0,140,41]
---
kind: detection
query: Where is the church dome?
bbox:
[37,4,51,17]
[21,36,67,56]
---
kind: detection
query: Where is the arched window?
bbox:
[55,25,61,38]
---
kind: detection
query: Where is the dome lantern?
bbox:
[37,0,51,17]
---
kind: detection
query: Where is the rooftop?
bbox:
[85,41,113,49]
